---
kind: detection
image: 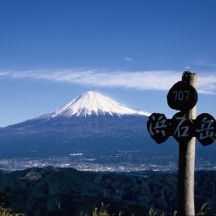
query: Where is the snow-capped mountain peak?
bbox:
[50,91,150,118]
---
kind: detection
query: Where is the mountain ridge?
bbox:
[0,91,150,157]
[41,91,150,119]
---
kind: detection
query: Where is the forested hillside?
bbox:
[0,168,215,215]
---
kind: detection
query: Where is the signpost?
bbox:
[147,113,170,144]
[195,113,216,146]
[167,80,198,111]
[147,71,216,215]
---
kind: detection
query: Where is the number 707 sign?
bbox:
[147,80,216,146]
[173,90,190,101]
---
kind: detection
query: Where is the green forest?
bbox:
[0,167,216,215]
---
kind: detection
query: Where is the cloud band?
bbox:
[0,69,216,95]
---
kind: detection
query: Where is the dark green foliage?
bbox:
[0,168,215,215]
[0,194,25,216]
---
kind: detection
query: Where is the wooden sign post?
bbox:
[147,71,216,215]
[177,72,197,216]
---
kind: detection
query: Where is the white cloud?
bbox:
[0,69,216,95]
[124,57,133,62]
[195,61,216,69]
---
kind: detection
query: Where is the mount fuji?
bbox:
[0,91,214,171]
[43,90,150,118]
[0,91,153,157]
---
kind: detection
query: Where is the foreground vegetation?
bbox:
[0,195,24,216]
[84,202,211,216]
[0,167,215,215]
[0,201,211,216]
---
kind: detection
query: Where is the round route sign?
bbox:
[167,81,198,111]
[147,113,170,144]
[171,112,194,143]
[195,113,216,146]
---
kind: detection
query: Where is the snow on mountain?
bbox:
[0,91,151,157]
[47,91,150,118]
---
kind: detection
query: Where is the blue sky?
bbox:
[0,0,216,126]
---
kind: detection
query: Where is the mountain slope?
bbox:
[0,168,216,216]
[47,91,150,117]
[0,91,150,156]
[2,91,149,136]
